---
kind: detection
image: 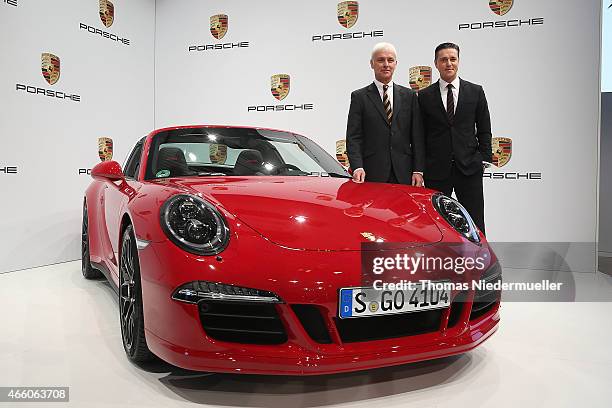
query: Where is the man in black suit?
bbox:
[346,42,425,185]
[418,42,492,234]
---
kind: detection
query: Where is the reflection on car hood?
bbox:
[165,176,443,251]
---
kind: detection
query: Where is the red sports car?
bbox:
[82,125,501,375]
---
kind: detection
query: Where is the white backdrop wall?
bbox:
[155,0,600,254]
[0,0,602,273]
[0,0,155,273]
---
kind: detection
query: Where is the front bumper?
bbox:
[138,231,500,375]
[146,307,499,375]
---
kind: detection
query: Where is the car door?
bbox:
[103,139,144,275]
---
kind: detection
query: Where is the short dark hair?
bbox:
[435,43,460,60]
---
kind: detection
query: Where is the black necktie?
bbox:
[383,84,392,125]
[446,83,455,123]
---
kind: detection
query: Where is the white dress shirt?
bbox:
[439,77,460,114]
[373,79,393,109]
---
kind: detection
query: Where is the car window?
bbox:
[123,141,144,179]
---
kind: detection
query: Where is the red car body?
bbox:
[84,125,500,375]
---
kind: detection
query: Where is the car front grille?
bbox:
[334,308,444,343]
[470,266,502,321]
[198,300,287,345]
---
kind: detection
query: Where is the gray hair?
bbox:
[371,42,397,60]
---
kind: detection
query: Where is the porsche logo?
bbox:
[210,14,228,40]
[271,74,290,101]
[360,232,376,241]
[99,0,114,28]
[491,137,512,168]
[337,1,359,29]
[209,144,227,164]
[408,66,432,92]
[489,0,513,16]
[98,137,113,162]
[41,53,60,85]
[336,139,349,167]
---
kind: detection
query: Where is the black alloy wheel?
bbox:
[119,224,154,362]
[82,201,102,279]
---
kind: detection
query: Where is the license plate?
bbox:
[338,284,451,319]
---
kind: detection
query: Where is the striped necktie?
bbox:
[446,83,455,123]
[383,84,392,125]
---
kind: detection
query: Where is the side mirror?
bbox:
[91,161,125,181]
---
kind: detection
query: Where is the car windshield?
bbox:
[144,127,350,180]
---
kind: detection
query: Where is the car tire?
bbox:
[82,201,103,279]
[119,224,155,362]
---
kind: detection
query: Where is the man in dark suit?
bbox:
[346,42,425,186]
[418,42,492,234]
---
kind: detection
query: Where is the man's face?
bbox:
[370,49,397,84]
[435,48,459,83]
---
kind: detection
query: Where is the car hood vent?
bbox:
[169,177,443,251]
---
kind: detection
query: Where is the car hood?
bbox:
[164,176,443,251]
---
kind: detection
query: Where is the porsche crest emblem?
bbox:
[99,0,114,28]
[491,137,512,168]
[271,74,290,101]
[210,14,228,40]
[360,232,376,242]
[209,144,227,164]
[409,66,432,92]
[336,139,349,167]
[337,1,359,29]
[489,0,513,16]
[41,53,60,85]
[98,137,113,162]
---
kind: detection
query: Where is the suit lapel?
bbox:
[392,85,402,127]
[366,82,389,126]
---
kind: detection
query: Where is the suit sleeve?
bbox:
[476,86,493,162]
[411,92,425,172]
[346,91,364,170]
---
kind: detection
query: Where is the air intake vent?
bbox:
[199,300,287,344]
[470,265,502,320]
[448,291,468,328]
[291,305,332,344]
[334,309,443,343]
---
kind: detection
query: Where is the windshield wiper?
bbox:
[326,172,352,179]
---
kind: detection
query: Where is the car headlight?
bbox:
[160,194,230,255]
[432,194,481,243]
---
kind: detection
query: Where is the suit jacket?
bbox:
[418,78,492,180]
[346,82,425,184]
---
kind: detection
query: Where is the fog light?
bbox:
[172,281,283,304]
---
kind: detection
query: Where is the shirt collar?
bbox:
[439,76,460,91]
[374,78,394,92]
